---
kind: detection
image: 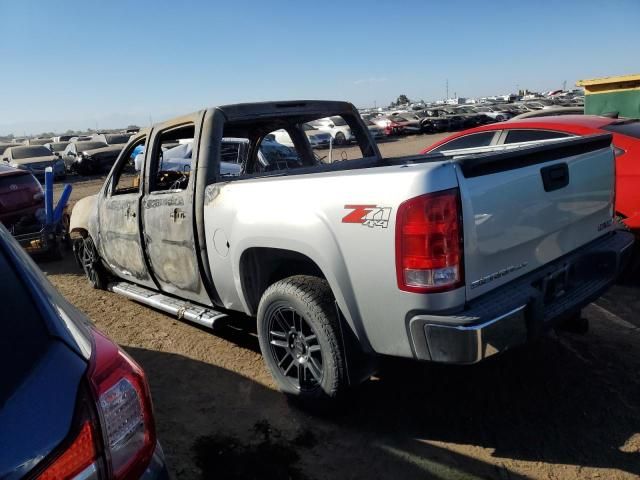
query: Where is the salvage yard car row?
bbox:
[0,132,133,179]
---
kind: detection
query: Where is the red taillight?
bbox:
[395,188,463,293]
[38,421,98,480]
[88,330,156,480]
[37,329,157,479]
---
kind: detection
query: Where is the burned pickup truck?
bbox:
[70,100,633,407]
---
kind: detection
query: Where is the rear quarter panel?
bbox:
[203,162,461,357]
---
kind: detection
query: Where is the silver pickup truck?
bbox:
[70,100,634,407]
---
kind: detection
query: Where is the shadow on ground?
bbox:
[128,321,639,480]
[37,252,82,276]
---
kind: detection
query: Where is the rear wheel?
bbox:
[334,132,346,145]
[77,236,108,289]
[257,275,348,409]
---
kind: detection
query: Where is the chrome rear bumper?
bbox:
[409,230,635,364]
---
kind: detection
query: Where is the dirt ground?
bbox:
[45,133,640,480]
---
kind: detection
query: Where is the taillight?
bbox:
[88,330,156,480]
[395,188,464,293]
[36,330,156,480]
[38,420,98,480]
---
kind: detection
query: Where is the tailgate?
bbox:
[456,134,615,301]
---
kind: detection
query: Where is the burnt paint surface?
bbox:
[142,191,210,304]
[99,193,155,285]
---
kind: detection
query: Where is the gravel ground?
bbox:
[45,133,640,480]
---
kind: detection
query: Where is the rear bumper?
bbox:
[408,230,635,364]
[13,225,58,254]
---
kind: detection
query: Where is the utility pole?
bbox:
[562,80,567,91]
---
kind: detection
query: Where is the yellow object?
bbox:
[577,73,640,95]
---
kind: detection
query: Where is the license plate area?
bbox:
[537,263,572,305]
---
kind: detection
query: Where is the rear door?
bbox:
[429,131,501,153]
[98,135,156,288]
[456,135,615,300]
[141,115,212,305]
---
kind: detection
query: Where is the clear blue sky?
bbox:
[1,0,639,135]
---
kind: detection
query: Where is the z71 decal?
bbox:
[342,205,392,229]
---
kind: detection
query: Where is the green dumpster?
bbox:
[577,74,640,118]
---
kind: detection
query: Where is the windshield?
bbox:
[260,142,298,162]
[329,116,347,126]
[28,139,51,146]
[75,141,108,151]
[50,143,68,152]
[12,146,52,159]
[302,124,318,132]
[105,134,131,144]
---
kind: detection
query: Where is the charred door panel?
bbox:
[141,192,208,303]
[99,193,154,287]
[140,116,211,306]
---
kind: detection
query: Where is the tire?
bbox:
[77,236,108,289]
[257,275,348,409]
[334,132,346,145]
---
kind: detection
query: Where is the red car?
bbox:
[421,115,640,231]
[0,164,44,228]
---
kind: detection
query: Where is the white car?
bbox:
[363,119,386,139]
[271,125,332,148]
[309,116,354,145]
[134,142,242,176]
[472,105,513,121]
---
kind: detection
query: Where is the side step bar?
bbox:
[108,281,229,329]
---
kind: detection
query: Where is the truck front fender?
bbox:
[69,195,98,240]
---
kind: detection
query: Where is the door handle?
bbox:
[124,206,137,219]
[540,163,569,192]
[170,208,186,222]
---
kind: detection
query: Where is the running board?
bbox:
[108,281,229,329]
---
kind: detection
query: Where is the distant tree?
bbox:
[396,94,410,105]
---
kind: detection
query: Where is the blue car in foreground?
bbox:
[0,225,169,479]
